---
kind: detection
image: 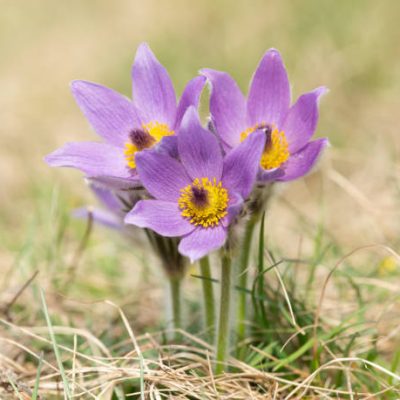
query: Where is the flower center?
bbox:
[241,123,290,170]
[124,121,174,169]
[178,177,229,227]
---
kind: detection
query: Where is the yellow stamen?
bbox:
[124,121,174,169]
[124,143,138,169]
[241,123,290,170]
[240,125,259,142]
[178,177,229,227]
[142,121,174,142]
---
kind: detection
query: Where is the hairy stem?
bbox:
[199,256,215,342]
[236,215,258,354]
[169,276,182,341]
[215,252,232,374]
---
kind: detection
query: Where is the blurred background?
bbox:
[1,0,400,299]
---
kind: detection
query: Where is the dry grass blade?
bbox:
[0,270,39,321]
[313,243,400,358]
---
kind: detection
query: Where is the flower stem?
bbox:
[169,276,182,341]
[236,215,258,355]
[215,252,232,374]
[199,256,215,342]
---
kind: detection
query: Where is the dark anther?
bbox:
[129,128,156,150]
[191,186,209,207]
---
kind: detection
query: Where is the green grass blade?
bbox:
[31,351,44,400]
[272,321,361,371]
[40,288,71,400]
[247,341,278,367]
[7,375,23,400]
[389,349,400,385]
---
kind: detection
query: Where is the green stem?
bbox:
[257,212,267,323]
[169,276,182,341]
[236,215,258,353]
[215,252,232,374]
[199,256,215,342]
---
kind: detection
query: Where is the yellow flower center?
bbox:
[241,123,290,170]
[124,121,174,169]
[178,177,229,227]
[143,121,174,142]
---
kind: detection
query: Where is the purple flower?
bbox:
[201,49,328,182]
[45,43,205,189]
[74,184,135,231]
[125,107,266,262]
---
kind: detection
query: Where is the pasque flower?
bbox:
[201,49,328,182]
[74,184,135,230]
[45,43,205,189]
[125,107,266,262]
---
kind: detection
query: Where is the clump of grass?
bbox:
[0,189,400,399]
[1,291,399,399]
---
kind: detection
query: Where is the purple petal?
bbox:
[178,107,223,181]
[247,49,290,127]
[223,191,244,227]
[125,200,194,237]
[201,68,247,149]
[282,87,327,153]
[114,189,142,211]
[156,135,178,159]
[222,130,266,199]
[45,142,132,180]
[178,225,227,262]
[74,207,122,230]
[131,43,176,126]
[90,185,122,213]
[135,150,190,202]
[277,138,328,181]
[258,168,285,182]
[88,176,140,191]
[71,80,141,147]
[174,76,206,130]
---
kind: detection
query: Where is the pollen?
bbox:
[124,143,139,169]
[178,177,229,227]
[124,121,174,169]
[241,123,290,170]
[142,121,174,142]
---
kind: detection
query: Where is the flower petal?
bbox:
[74,207,122,230]
[178,225,227,263]
[88,176,140,190]
[200,68,247,149]
[247,49,290,127]
[71,80,141,147]
[258,168,285,182]
[282,87,327,153]
[45,142,133,180]
[222,130,266,199]
[223,191,244,227]
[125,200,194,237]
[178,107,223,181]
[91,185,122,214]
[278,138,328,181]
[174,76,206,130]
[135,150,190,202]
[131,43,177,126]
[156,135,179,159]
